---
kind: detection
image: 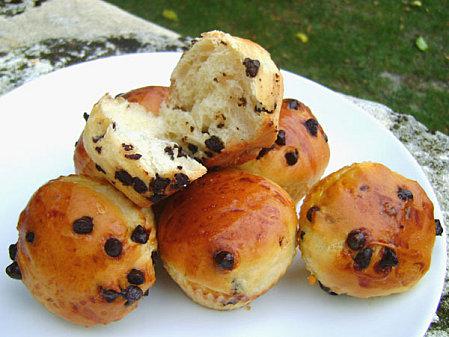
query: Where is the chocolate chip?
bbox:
[83,112,89,121]
[299,230,305,241]
[254,102,273,114]
[164,146,175,160]
[205,136,224,153]
[133,177,148,194]
[346,229,367,250]
[205,151,214,158]
[5,261,21,280]
[73,216,94,234]
[122,285,143,305]
[122,143,134,151]
[287,99,299,110]
[101,289,120,303]
[177,165,183,170]
[188,143,198,154]
[318,281,338,295]
[95,164,106,174]
[306,206,320,222]
[125,153,142,160]
[304,119,319,137]
[127,269,145,285]
[323,132,329,143]
[92,135,104,143]
[112,122,117,130]
[378,247,398,270]
[359,185,369,191]
[26,232,34,243]
[217,123,225,128]
[353,247,373,270]
[238,97,247,107]
[95,146,102,154]
[397,187,413,201]
[104,238,122,257]
[242,58,260,77]
[190,126,195,132]
[143,289,149,296]
[172,173,190,189]
[436,219,443,236]
[150,174,170,195]
[213,251,235,270]
[131,225,149,244]
[256,145,275,159]
[285,149,299,165]
[115,170,133,186]
[149,194,165,203]
[9,243,17,261]
[174,145,187,158]
[275,130,286,146]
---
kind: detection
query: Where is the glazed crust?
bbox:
[298,162,436,298]
[16,175,157,326]
[158,169,298,310]
[74,86,169,180]
[239,99,330,202]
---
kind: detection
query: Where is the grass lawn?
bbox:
[107,0,448,134]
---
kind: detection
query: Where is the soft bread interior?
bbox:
[83,95,206,185]
[161,31,281,161]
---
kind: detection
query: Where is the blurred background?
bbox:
[107,0,448,134]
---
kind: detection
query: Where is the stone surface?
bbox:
[0,0,447,335]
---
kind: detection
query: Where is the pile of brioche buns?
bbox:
[5,31,442,327]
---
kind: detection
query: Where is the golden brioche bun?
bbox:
[299,162,437,298]
[158,169,298,310]
[239,99,330,203]
[12,175,157,326]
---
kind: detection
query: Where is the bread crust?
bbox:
[239,99,330,202]
[298,162,436,298]
[158,169,298,310]
[16,175,157,326]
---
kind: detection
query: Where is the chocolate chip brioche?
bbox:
[161,30,283,167]
[74,86,169,187]
[239,99,330,203]
[81,31,283,207]
[6,175,157,326]
[82,94,207,208]
[158,169,298,310]
[298,162,438,298]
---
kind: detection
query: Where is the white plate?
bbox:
[0,53,445,337]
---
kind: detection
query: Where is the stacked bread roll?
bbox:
[5,30,441,327]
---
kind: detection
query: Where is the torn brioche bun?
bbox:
[239,99,330,203]
[298,162,437,298]
[161,30,283,168]
[158,169,298,310]
[13,175,157,326]
[74,86,169,182]
[79,31,283,207]
[82,94,207,208]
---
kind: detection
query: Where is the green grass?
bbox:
[107,0,449,134]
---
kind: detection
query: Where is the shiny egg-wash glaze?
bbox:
[239,99,330,203]
[299,162,437,298]
[158,169,298,310]
[9,175,157,326]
